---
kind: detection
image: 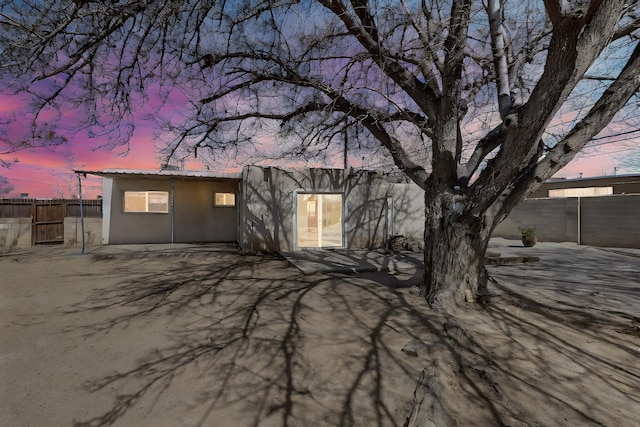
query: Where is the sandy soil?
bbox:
[1,242,639,426]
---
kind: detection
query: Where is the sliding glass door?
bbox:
[296,193,343,248]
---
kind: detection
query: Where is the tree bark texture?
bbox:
[422,187,492,311]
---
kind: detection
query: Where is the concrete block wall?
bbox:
[64,217,103,247]
[579,195,640,248]
[493,195,640,249]
[493,198,579,243]
[386,187,638,249]
[0,218,32,251]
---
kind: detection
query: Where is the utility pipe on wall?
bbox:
[171,177,175,244]
[77,173,86,254]
[577,196,581,245]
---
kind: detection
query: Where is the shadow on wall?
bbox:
[0,218,32,252]
[240,166,395,252]
[342,170,388,249]
[64,218,102,247]
[390,183,426,241]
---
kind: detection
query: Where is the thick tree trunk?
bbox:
[421,189,491,312]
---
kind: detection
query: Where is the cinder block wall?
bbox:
[493,195,640,249]
[64,217,103,247]
[0,218,32,251]
[493,198,579,242]
[579,195,640,248]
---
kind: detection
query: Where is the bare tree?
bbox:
[1,0,639,311]
[615,142,640,171]
[1,111,68,193]
[0,174,13,196]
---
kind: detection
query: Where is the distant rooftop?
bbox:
[545,173,640,184]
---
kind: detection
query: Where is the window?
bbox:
[124,191,169,213]
[214,192,236,207]
[296,193,343,248]
[548,187,613,198]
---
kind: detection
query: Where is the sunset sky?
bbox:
[2,2,640,200]
[0,87,637,200]
[0,88,211,198]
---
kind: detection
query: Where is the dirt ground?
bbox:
[1,241,639,426]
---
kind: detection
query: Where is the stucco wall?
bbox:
[239,166,390,252]
[107,177,240,244]
[107,178,173,244]
[0,218,32,251]
[173,179,238,243]
[390,183,425,240]
[64,217,103,247]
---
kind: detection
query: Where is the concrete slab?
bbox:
[282,238,640,276]
[486,238,640,321]
[280,248,422,274]
[86,242,240,255]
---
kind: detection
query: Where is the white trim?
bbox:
[101,178,112,244]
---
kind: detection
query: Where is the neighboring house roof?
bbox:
[544,173,640,185]
[529,173,640,198]
[75,168,242,181]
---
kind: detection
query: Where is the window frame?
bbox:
[123,190,170,214]
[548,186,613,198]
[213,192,237,207]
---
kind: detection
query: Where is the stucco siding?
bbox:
[106,177,240,244]
[64,217,102,246]
[173,180,238,243]
[107,178,172,244]
[240,166,390,252]
[390,183,425,240]
[0,217,32,251]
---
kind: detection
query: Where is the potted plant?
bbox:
[519,227,537,247]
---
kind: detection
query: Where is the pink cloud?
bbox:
[1,81,210,198]
[556,156,616,179]
[2,72,637,199]
[0,94,25,113]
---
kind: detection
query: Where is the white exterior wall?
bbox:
[239,166,392,252]
[390,183,425,241]
[102,178,113,244]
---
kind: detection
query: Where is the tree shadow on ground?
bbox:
[458,253,640,427]
[66,249,454,427]
[65,247,640,427]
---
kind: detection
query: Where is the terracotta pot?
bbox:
[522,235,537,247]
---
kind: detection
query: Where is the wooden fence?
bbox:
[0,198,102,218]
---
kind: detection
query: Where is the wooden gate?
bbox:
[32,202,65,245]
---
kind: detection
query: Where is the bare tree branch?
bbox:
[2,0,640,308]
[487,0,514,121]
